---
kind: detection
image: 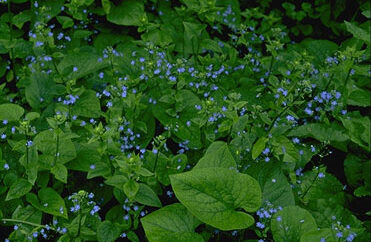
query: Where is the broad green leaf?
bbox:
[124,179,139,199]
[87,162,111,179]
[247,162,295,207]
[252,137,268,160]
[340,113,370,151]
[271,206,317,242]
[11,205,42,225]
[300,172,345,206]
[134,183,162,207]
[97,221,120,242]
[12,10,32,29]
[288,123,349,143]
[307,199,364,230]
[170,167,261,230]
[57,46,108,79]
[5,178,32,201]
[51,163,68,183]
[141,203,204,242]
[345,21,370,43]
[348,88,371,107]
[25,72,58,109]
[34,130,77,164]
[194,141,236,169]
[104,175,128,190]
[0,104,24,121]
[300,39,338,65]
[26,187,68,219]
[272,136,299,163]
[67,143,101,172]
[107,0,145,26]
[183,21,207,55]
[300,228,336,242]
[71,90,101,118]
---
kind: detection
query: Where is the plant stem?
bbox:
[75,212,83,238]
[153,152,159,173]
[1,218,55,231]
[53,133,59,167]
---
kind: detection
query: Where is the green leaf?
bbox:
[87,162,111,179]
[301,228,336,242]
[12,10,32,29]
[252,137,268,160]
[25,72,58,109]
[97,221,120,242]
[247,162,295,207]
[51,163,68,183]
[26,187,68,219]
[34,130,77,165]
[0,104,24,121]
[194,141,236,169]
[5,178,32,201]
[72,90,101,118]
[11,205,42,225]
[101,0,111,14]
[56,16,74,29]
[348,88,371,107]
[170,167,261,230]
[288,123,348,143]
[57,46,108,79]
[134,183,162,207]
[300,39,338,65]
[141,203,204,242]
[272,136,299,163]
[107,0,145,26]
[345,21,370,43]
[104,175,128,189]
[124,179,139,199]
[271,206,317,242]
[183,21,207,55]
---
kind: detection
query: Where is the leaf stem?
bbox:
[1,218,55,231]
[53,133,59,167]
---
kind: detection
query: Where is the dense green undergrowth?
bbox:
[0,0,370,241]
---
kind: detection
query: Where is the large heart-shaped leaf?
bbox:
[141,203,203,242]
[194,141,236,169]
[170,167,261,230]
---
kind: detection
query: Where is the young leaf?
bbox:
[170,167,261,230]
[51,163,68,184]
[123,179,139,199]
[252,137,268,160]
[134,183,162,207]
[141,203,204,242]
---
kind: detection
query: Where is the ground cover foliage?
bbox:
[0,0,370,241]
